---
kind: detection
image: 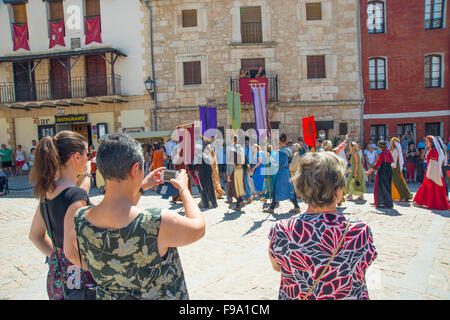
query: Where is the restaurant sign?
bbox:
[55,114,88,124]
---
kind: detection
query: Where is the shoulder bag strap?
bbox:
[302,222,351,300]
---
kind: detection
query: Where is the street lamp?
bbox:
[144,77,154,100]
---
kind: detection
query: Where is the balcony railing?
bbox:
[0,74,121,104]
[230,75,278,102]
[425,18,443,29]
[425,77,441,88]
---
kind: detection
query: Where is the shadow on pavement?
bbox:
[375,208,402,216]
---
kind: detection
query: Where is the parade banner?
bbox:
[177,123,195,165]
[239,78,268,104]
[226,90,241,133]
[251,83,269,139]
[199,105,217,140]
[85,16,102,45]
[13,23,29,51]
[49,20,65,48]
[302,116,316,148]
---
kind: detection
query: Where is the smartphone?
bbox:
[161,170,178,182]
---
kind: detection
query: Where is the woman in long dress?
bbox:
[365,141,393,209]
[390,137,412,202]
[208,145,225,199]
[413,136,450,210]
[251,144,265,195]
[262,145,276,203]
[346,142,366,201]
[324,136,349,206]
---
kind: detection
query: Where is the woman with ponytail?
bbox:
[28,131,96,300]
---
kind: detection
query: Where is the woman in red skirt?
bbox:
[413,136,450,210]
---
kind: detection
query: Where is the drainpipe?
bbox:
[356,0,366,145]
[143,0,158,131]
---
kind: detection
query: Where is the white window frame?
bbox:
[424,53,445,88]
[367,0,387,34]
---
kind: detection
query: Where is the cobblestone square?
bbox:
[0,176,449,300]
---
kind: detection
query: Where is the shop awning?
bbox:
[99,131,172,142]
[0,46,127,63]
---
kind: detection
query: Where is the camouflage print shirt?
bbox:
[74,206,189,300]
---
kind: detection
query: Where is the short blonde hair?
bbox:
[292,152,346,207]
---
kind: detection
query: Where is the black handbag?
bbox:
[41,200,96,300]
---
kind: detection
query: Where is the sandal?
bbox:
[289,208,301,213]
[263,208,275,213]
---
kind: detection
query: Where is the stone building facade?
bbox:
[145,0,363,141]
[0,0,152,157]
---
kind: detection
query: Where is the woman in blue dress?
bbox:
[263,134,301,214]
[252,144,265,195]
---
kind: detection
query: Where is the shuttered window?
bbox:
[183,61,201,85]
[85,0,100,17]
[241,7,262,43]
[49,1,64,21]
[13,4,28,24]
[182,10,197,27]
[306,3,322,21]
[307,56,326,79]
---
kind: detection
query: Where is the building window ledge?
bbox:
[228,41,278,49]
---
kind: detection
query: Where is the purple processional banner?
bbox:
[199,105,217,140]
[251,83,269,139]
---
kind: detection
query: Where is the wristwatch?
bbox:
[139,187,145,195]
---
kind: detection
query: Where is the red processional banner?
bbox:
[49,20,65,48]
[302,116,317,148]
[13,23,30,51]
[85,16,102,45]
[239,77,268,104]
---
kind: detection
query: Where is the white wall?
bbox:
[0,0,145,96]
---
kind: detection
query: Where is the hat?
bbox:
[377,140,387,150]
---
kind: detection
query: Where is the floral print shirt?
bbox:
[74,206,189,300]
[269,213,377,300]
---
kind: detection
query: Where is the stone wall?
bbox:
[147,0,363,139]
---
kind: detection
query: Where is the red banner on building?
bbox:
[49,20,65,48]
[239,78,268,104]
[13,23,30,51]
[85,16,102,45]
[302,116,317,148]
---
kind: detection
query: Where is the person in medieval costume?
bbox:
[170,143,193,203]
[346,142,366,201]
[436,136,449,197]
[262,145,276,203]
[365,140,393,209]
[225,139,246,211]
[323,135,349,206]
[243,137,255,203]
[251,144,265,195]
[197,144,218,209]
[413,136,450,210]
[390,137,412,202]
[263,133,301,214]
[207,143,225,199]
